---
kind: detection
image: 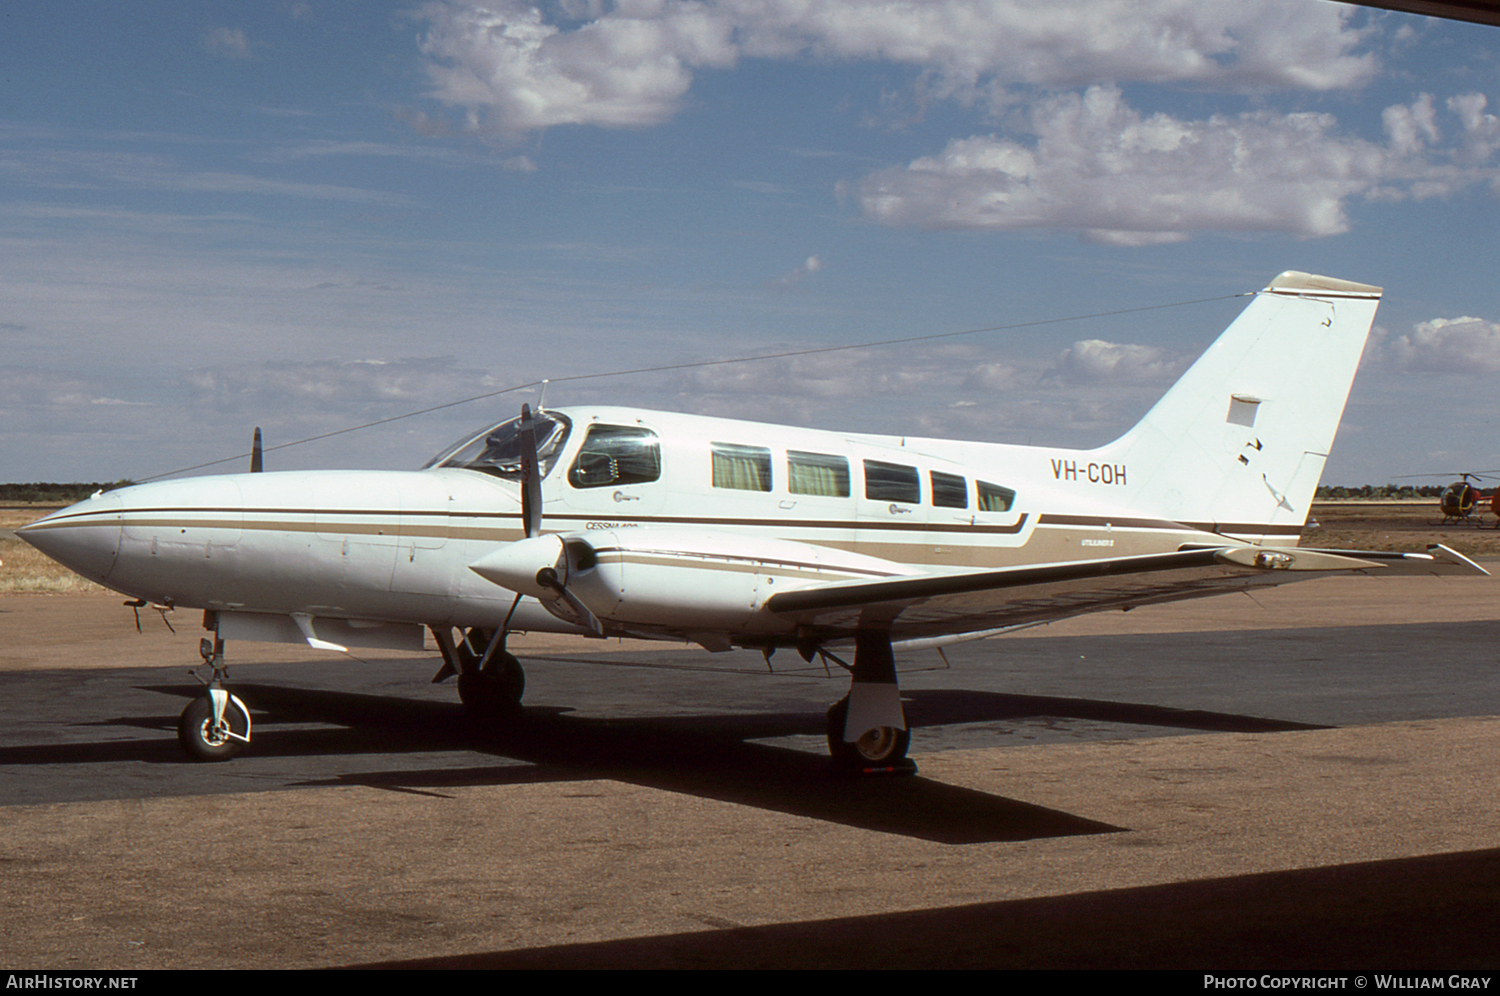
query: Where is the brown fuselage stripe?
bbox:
[33,506,1302,540]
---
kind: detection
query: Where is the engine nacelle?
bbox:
[469,527,915,632]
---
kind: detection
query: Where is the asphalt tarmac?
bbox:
[2,573,1499,969]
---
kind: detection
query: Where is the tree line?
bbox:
[1316,485,1444,499]
[0,482,135,504]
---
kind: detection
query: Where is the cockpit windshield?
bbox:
[421,411,573,481]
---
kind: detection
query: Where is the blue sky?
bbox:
[3,1,1499,485]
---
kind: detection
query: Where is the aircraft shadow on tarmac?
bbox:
[906,687,1325,735]
[0,671,1324,844]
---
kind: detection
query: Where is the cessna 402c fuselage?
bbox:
[18,271,1485,772]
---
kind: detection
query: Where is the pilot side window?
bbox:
[864,460,920,504]
[977,480,1016,512]
[711,443,771,491]
[567,424,662,489]
[787,451,850,497]
[930,471,968,509]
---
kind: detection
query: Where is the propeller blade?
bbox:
[250,427,263,473]
[519,404,541,538]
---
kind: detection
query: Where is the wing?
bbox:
[763,544,1486,644]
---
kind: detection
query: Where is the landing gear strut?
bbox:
[177,632,252,762]
[433,626,527,718]
[825,630,915,775]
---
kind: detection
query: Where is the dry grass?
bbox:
[1306,500,1500,557]
[0,507,107,595]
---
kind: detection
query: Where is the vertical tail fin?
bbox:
[1096,271,1382,544]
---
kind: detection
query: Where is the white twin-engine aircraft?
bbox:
[19,271,1485,772]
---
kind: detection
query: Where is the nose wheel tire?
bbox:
[826,697,910,770]
[178,696,249,762]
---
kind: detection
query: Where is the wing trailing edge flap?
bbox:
[764,544,1486,638]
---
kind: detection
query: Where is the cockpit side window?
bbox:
[568,424,662,489]
[423,412,572,481]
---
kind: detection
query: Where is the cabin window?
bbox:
[930,471,968,509]
[568,424,661,489]
[712,443,772,492]
[787,451,850,497]
[977,480,1016,512]
[865,460,920,504]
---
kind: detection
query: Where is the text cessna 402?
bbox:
[19,271,1486,774]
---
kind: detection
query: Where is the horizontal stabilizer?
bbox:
[1290,543,1488,577]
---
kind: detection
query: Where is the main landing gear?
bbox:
[823,630,916,776]
[177,632,252,762]
[431,626,527,720]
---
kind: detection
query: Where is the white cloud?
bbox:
[413,0,1375,135]
[961,361,1024,392]
[1383,93,1439,157]
[1448,93,1500,168]
[672,348,929,401]
[1391,316,1500,374]
[855,86,1500,244]
[771,254,823,287]
[184,357,531,415]
[203,27,250,60]
[1051,338,1186,385]
[416,0,729,131]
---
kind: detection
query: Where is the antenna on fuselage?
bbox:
[250,427,263,473]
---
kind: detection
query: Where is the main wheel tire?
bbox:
[458,652,525,718]
[457,670,498,714]
[486,650,525,704]
[178,696,247,762]
[825,697,910,769]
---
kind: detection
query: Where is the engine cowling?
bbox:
[469,527,915,633]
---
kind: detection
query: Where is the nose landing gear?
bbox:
[177,634,252,762]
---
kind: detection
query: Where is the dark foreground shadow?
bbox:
[352,846,1500,969]
[0,668,1337,842]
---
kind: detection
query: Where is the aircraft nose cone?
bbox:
[16,491,124,585]
[469,534,564,598]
